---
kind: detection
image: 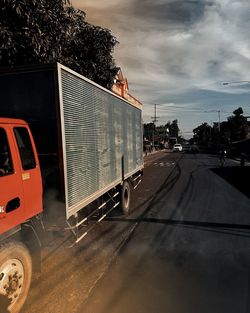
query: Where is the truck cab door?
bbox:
[13,126,43,219]
[0,126,25,234]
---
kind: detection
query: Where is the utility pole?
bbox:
[151,104,160,148]
[218,110,221,133]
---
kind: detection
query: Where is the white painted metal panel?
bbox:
[58,66,143,219]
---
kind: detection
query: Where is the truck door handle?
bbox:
[6,197,20,213]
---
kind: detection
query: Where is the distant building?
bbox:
[112,68,143,108]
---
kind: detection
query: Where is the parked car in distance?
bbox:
[173,144,183,152]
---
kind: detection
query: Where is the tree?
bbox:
[227,107,247,141]
[193,122,212,146]
[62,7,118,88]
[169,119,179,138]
[143,123,155,141]
[0,0,70,65]
[0,0,118,88]
[233,107,243,117]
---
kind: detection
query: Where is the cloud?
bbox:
[132,0,213,26]
[72,0,250,135]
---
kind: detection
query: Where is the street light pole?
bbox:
[223,81,250,85]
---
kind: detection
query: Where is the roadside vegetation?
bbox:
[192,107,250,158]
[0,0,118,89]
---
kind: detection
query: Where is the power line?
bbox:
[151,104,249,115]
[157,108,239,114]
[160,105,205,111]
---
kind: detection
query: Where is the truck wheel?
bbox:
[120,181,131,215]
[0,242,32,313]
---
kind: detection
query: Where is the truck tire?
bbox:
[0,241,32,313]
[120,181,131,215]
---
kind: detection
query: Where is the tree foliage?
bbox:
[162,120,180,139]
[0,0,118,88]
[227,107,247,141]
[168,119,179,138]
[192,107,248,147]
[193,122,212,145]
[233,107,243,117]
[143,123,155,141]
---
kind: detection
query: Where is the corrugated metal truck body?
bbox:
[0,63,143,219]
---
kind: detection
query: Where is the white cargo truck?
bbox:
[0,63,143,312]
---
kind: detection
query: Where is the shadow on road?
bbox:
[141,218,250,236]
[105,216,250,238]
[210,166,250,198]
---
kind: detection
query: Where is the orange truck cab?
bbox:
[0,118,43,233]
[0,118,43,313]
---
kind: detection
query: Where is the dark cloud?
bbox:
[132,0,215,27]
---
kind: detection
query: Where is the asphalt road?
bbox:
[22,151,250,313]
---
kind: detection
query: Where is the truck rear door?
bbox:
[0,126,25,234]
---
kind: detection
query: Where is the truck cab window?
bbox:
[0,128,13,176]
[14,127,36,170]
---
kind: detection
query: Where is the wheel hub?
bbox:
[0,259,24,306]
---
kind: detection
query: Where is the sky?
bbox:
[72,0,250,138]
